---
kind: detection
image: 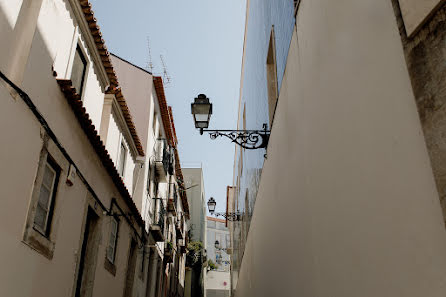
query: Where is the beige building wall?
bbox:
[234,0,446,296]
[398,0,444,36]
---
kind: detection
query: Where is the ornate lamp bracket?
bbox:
[212,212,243,221]
[201,123,270,150]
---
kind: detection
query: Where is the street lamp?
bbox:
[191,94,270,151]
[207,197,216,214]
[191,94,212,133]
[207,197,242,221]
[214,240,221,249]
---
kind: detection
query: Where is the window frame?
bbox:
[23,140,65,260]
[71,44,88,97]
[266,26,279,128]
[33,156,60,237]
[106,216,119,264]
[118,141,127,177]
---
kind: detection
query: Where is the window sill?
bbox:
[104,257,116,276]
[22,227,55,260]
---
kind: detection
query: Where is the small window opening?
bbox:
[118,142,127,177]
[266,26,278,127]
[34,156,60,235]
[71,45,87,97]
[106,217,118,263]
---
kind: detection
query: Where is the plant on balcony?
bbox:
[186,241,204,268]
[207,259,217,270]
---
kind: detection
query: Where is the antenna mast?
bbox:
[146,37,154,73]
[160,54,172,86]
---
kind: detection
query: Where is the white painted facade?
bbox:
[110,54,190,296]
[205,271,231,297]
[205,217,231,297]
[0,1,188,297]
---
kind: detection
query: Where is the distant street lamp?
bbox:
[207,197,216,214]
[207,197,242,221]
[214,240,227,251]
[191,94,270,150]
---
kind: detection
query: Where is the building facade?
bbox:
[182,167,207,297]
[230,0,446,296]
[205,217,231,297]
[0,1,188,296]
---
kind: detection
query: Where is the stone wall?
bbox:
[392,0,446,224]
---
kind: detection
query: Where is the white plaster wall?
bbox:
[37,0,74,76]
[206,271,230,291]
[106,113,121,165]
[80,59,104,129]
[35,0,104,129]
[0,1,148,296]
[0,0,23,28]
[0,1,19,70]
[110,55,153,153]
[105,113,136,193]
[234,1,446,296]
[398,0,444,36]
[0,62,138,297]
[183,168,206,243]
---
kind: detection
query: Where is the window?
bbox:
[266,26,278,127]
[118,142,127,177]
[152,112,157,136]
[71,45,87,96]
[146,163,152,196]
[34,157,60,235]
[207,221,216,229]
[106,217,119,263]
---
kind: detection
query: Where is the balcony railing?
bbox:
[154,139,169,181]
[167,182,178,215]
[149,198,165,242]
[176,214,184,239]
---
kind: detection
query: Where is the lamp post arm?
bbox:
[212,212,243,221]
[201,123,270,150]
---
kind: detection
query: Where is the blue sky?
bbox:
[90,0,246,214]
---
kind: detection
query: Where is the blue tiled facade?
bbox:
[232,0,295,283]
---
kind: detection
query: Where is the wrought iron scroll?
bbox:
[205,123,270,150]
[212,212,243,221]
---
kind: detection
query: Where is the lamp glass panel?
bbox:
[192,103,211,115]
[194,114,209,122]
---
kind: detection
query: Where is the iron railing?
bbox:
[152,197,165,234]
[155,139,169,175]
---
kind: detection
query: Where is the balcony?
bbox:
[167,183,178,215]
[149,198,165,242]
[175,216,184,239]
[154,139,170,182]
[164,242,174,263]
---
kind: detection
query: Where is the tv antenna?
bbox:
[160,54,172,86]
[146,37,154,73]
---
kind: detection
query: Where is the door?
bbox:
[75,207,99,297]
[123,239,138,297]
